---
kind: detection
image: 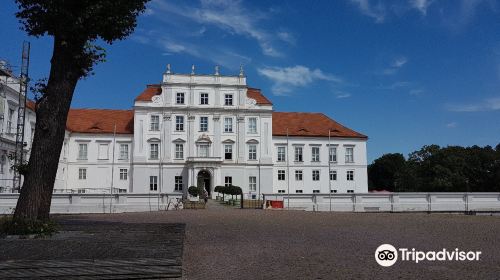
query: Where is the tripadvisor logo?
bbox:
[375,244,482,267]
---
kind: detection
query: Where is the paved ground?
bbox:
[53,200,500,280]
[0,221,185,279]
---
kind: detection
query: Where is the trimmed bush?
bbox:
[188,186,199,197]
[0,217,58,236]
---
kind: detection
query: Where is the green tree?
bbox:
[368,153,406,191]
[13,0,149,222]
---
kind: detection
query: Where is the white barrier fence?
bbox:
[0,193,184,214]
[263,192,500,212]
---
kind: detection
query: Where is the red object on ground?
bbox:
[268,200,284,208]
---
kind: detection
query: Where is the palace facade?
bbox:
[50,66,368,198]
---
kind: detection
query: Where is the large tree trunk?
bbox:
[14,37,83,221]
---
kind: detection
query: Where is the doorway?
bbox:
[197,170,211,197]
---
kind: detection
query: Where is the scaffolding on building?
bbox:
[13,41,30,192]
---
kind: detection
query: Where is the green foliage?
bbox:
[188,186,199,197]
[369,144,500,192]
[7,152,29,175]
[0,217,58,236]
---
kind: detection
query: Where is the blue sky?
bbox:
[1,0,500,162]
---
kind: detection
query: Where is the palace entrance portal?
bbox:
[197,170,211,196]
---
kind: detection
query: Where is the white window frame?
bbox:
[78,143,88,160]
[150,143,159,160]
[329,147,337,162]
[150,176,158,191]
[248,117,257,134]
[200,116,208,132]
[330,170,337,181]
[224,144,233,160]
[295,170,303,181]
[176,92,185,104]
[312,170,320,181]
[249,176,257,191]
[248,144,257,160]
[175,176,183,191]
[175,144,184,159]
[345,147,354,163]
[200,93,209,105]
[150,115,160,131]
[78,168,87,180]
[347,170,354,181]
[224,176,232,187]
[175,116,184,131]
[98,143,109,160]
[198,144,210,158]
[311,146,320,162]
[224,117,233,133]
[119,144,129,160]
[294,146,303,162]
[224,94,233,106]
[278,170,286,181]
[119,168,128,180]
[277,146,286,162]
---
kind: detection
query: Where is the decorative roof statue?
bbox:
[239,64,244,77]
[166,63,171,74]
[191,64,195,75]
[215,65,220,76]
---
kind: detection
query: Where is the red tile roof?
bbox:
[135,84,161,101]
[272,112,367,139]
[247,88,273,105]
[66,109,134,134]
[26,100,36,111]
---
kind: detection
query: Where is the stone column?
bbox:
[163,113,171,161]
[188,114,196,157]
[237,115,246,162]
[213,114,221,158]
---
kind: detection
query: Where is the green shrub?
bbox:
[0,217,58,237]
[188,186,199,197]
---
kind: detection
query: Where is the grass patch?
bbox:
[0,217,58,237]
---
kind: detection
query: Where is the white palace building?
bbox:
[7,64,369,198]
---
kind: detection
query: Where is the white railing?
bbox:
[0,193,184,214]
[263,192,500,212]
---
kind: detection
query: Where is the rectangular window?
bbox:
[330,170,337,181]
[175,176,183,191]
[329,147,337,162]
[294,146,303,162]
[98,143,109,160]
[277,146,286,162]
[295,170,303,181]
[224,117,233,132]
[311,147,320,162]
[249,176,257,191]
[224,176,232,187]
[278,190,285,193]
[312,170,320,181]
[248,144,257,160]
[248,117,257,134]
[224,144,232,160]
[347,170,354,181]
[345,147,354,163]
[150,176,158,191]
[119,169,128,180]
[278,170,286,181]
[119,144,129,160]
[347,190,354,193]
[78,144,88,160]
[176,92,185,104]
[331,190,337,193]
[200,116,208,132]
[78,168,87,180]
[200,93,209,105]
[150,115,160,131]
[175,116,184,131]
[150,143,159,159]
[296,190,303,193]
[313,190,320,193]
[7,109,14,133]
[199,144,209,157]
[175,144,184,159]
[224,94,233,106]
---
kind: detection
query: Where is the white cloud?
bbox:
[277,31,296,45]
[349,0,386,23]
[334,91,352,99]
[391,56,408,68]
[447,97,500,112]
[409,89,424,96]
[411,0,433,15]
[446,122,458,128]
[258,65,342,95]
[150,0,292,57]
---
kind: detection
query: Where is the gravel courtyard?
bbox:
[55,201,500,280]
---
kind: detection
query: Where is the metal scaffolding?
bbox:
[13,41,30,192]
